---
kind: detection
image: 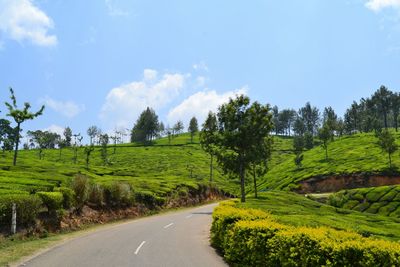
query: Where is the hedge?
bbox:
[36,192,64,211]
[0,194,42,228]
[211,203,400,266]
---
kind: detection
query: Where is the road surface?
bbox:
[20,203,227,267]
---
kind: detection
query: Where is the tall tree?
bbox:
[213,95,273,202]
[377,129,397,168]
[372,85,392,129]
[299,102,320,136]
[278,109,296,136]
[5,88,45,165]
[200,112,218,182]
[131,107,159,143]
[173,121,184,135]
[293,135,305,169]
[188,116,199,143]
[391,92,400,132]
[64,127,72,147]
[87,126,99,145]
[0,119,15,153]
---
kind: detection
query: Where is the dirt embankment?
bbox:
[296,174,400,194]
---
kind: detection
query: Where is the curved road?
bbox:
[20,203,227,267]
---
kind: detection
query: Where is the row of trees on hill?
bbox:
[129,107,199,144]
[273,86,400,139]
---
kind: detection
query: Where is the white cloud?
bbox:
[192,61,209,72]
[100,69,186,128]
[105,0,129,17]
[0,0,57,46]
[143,69,158,81]
[167,86,248,126]
[43,97,85,118]
[43,124,65,136]
[366,0,400,11]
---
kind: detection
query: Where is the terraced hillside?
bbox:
[237,191,400,241]
[328,185,400,218]
[0,134,293,198]
[258,132,400,191]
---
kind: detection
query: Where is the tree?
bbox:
[0,119,15,153]
[318,124,333,160]
[27,130,60,159]
[5,88,45,165]
[100,134,109,165]
[158,122,165,137]
[200,112,218,182]
[64,127,72,147]
[299,102,320,136]
[87,126,99,145]
[212,95,273,202]
[278,109,297,136]
[173,121,184,135]
[391,92,400,131]
[323,106,338,138]
[249,161,268,198]
[372,85,392,129]
[188,116,199,143]
[293,135,305,169]
[131,107,159,143]
[84,145,95,170]
[293,116,306,136]
[377,129,397,168]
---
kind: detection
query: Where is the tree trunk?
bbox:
[210,154,213,182]
[239,154,246,203]
[13,123,20,166]
[253,164,257,198]
[384,112,388,129]
[325,146,328,160]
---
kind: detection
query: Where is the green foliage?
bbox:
[54,187,75,209]
[72,174,90,212]
[0,194,42,227]
[104,182,134,208]
[212,200,400,266]
[135,191,165,208]
[88,183,104,207]
[329,185,400,218]
[188,116,198,143]
[131,107,159,143]
[36,192,63,211]
[377,129,398,168]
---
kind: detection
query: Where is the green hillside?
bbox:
[237,191,400,241]
[259,132,400,191]
[328,185,400,217]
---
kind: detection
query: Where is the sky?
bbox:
[1,0,400,142]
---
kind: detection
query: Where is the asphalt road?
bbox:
[20,203,227,267]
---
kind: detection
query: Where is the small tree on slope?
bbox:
[377,129,398,168]
[5,88,45,166]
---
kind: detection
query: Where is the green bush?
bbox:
[88,183,104,207]
[212,204,400,267]
[135,191,165,208]
[0,194,42,227]
[36,192,64,211]
[54,187,75,209]
[104,182,134,207]
[72,174,90,211]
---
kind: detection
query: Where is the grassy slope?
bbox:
[329,185,400,217]
[0,134,294,198]
[0,134,234,197]
[237,191,400,241]
[259,132,400,190]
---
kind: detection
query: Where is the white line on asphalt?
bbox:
[134,241,146,255]
[164,223,174,229]
[185,215,193,219]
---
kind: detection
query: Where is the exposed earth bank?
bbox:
[296,173,400,193]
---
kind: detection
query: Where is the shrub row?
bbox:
[0,194,42,227]
[211,202,400,266]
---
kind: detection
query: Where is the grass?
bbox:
[258,132,400,190]
[328,185,400,217]
[236,191,400,242]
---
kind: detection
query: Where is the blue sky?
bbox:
[1,0,400,141]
